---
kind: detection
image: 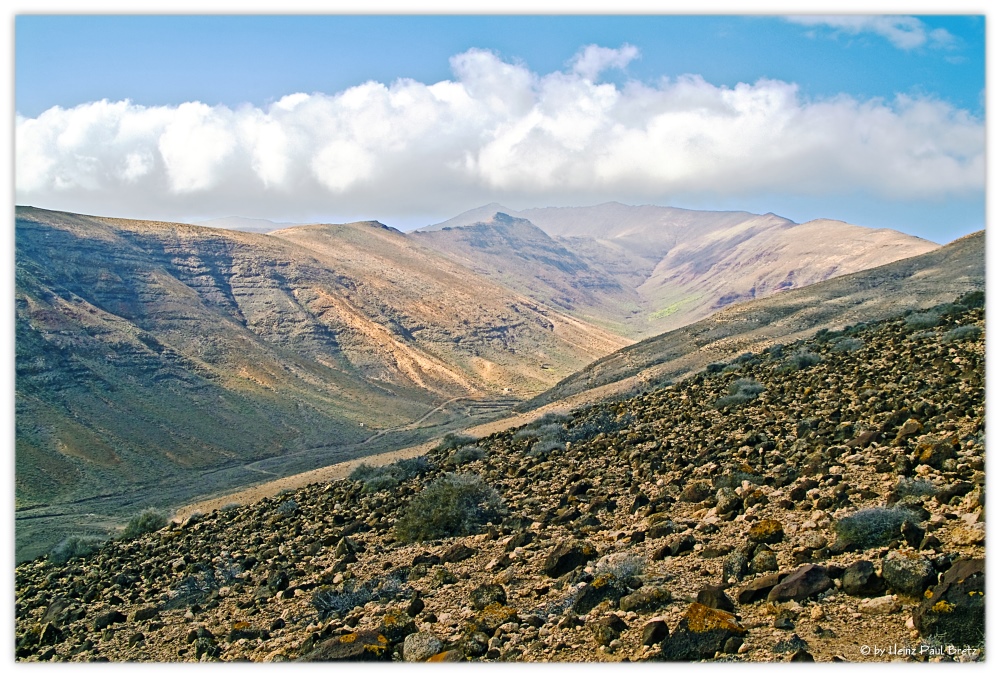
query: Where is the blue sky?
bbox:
[14,13,986,242]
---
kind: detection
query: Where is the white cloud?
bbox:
[786,15,956,51]
[15,45,983,222]
[570,43,639,81]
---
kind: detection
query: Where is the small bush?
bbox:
[957,290,984,308]
[49,535,103,565]
[905,312,941,329]
[715,378,764,409]
[512,428,539,442]
[896,478,937,498]
[349,456,433,493]
[594,552,646,581]
[705,362,727,374]
[451,445,486,465]
[277,498,298,514]
[394,473,506,542]
[434,432,479,453]
[529,439,565,458]
[534,412,570,427]
[312,571,410,620]
[121,509,168,540]
[790,350,821,369]
[831,337,864,353]
[943,325,982,343]
[833,506,915,550]
[166,554,242,610]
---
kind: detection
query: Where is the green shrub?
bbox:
[831,337,864,353]
[715,378,764,409]
[905,312,941,329]
[943,325,982,343]
[49,535,104,564]
[121,509,168,540]
[277,498,298,514]
[529,439,565,458]
[957,290,984,308]
[394,473,506,542]
[895,478,937,498]
[833,506,914,550]
[434,432,479,453]
[451,445,486,465]
[349,456,433,493]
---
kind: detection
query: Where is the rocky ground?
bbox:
[15,296,985,663]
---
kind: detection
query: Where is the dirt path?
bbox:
[172,401,579,522]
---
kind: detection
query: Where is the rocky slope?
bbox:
[15,207,627,559]
[521,230,984,412]
[14,296,984,662]
[417,203,939,337]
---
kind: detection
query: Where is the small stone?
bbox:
[859,595,901,615]
[696,585,735,613]
[403,632,443,662]
[470,584,507,611]
[641,619,669,646]
[748,520,785,544]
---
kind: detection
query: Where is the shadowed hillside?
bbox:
[15,207,628,558]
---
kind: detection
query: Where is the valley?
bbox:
[12,204,975,565]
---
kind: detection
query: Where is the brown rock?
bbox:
[767,565,832,602]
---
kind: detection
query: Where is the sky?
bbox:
[13,10,987,242]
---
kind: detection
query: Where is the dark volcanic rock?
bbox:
[912,558,984,645]
[542,540,596,578]
[651,534,695,560]
[767,565,832,602]
[440,542,476,563]
[298,630,391,661]
[696,585,735,613]
[737,572,785,604]
[841,561,886,597]
[589,614,628,646]
[642,619,669,646]
[660,603,747,661]
[470,584,507,611]
[882,552,936,597]
[619,586,672,613]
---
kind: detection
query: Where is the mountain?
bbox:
[519,230,984,412]
[416,203,939,337]
[193,216,301,233]
[15,207,628,558]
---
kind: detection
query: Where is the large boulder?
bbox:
[298,630,391,661]
[660,603,747,661]
[882,551,936,597]
[767,565,832,602]
[912,558,984,645]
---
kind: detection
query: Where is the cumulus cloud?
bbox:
[786,15,956,50]
[15,44,983,222]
